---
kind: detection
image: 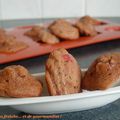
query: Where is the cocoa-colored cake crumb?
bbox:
[0,30,28,53]
[25,26,59,44]
[49,19,80,40]
[0,65,42,98]
[45,48,81,96]
[82,53,120,90]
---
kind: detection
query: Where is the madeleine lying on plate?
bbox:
[0,65,42,98]
[0,28,28,53]
[82,53,120,90]
[25,26,59,44]
[45,48,81,96]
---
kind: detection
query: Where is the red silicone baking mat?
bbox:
[0,20,120,64]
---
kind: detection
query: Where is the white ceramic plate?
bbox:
[0,69,120,114]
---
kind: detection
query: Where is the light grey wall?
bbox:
[86,0,120,17]
[0,0,120,20]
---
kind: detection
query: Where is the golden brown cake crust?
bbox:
[45,48,81,96]
[49,19,80,40]
[25,26,44,41]
[25,26,59,44]
[75,21,97,36]
[80,15,100,25]
[38,30,59,44]
[0,28,7,44]
[0,65,42,98]
[82,53,120,90]
[0,28,28,53]
[0,36,28,53]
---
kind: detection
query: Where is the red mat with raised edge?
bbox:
[0,20,120,64]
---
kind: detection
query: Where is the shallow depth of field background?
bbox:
[0,0,120,20]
